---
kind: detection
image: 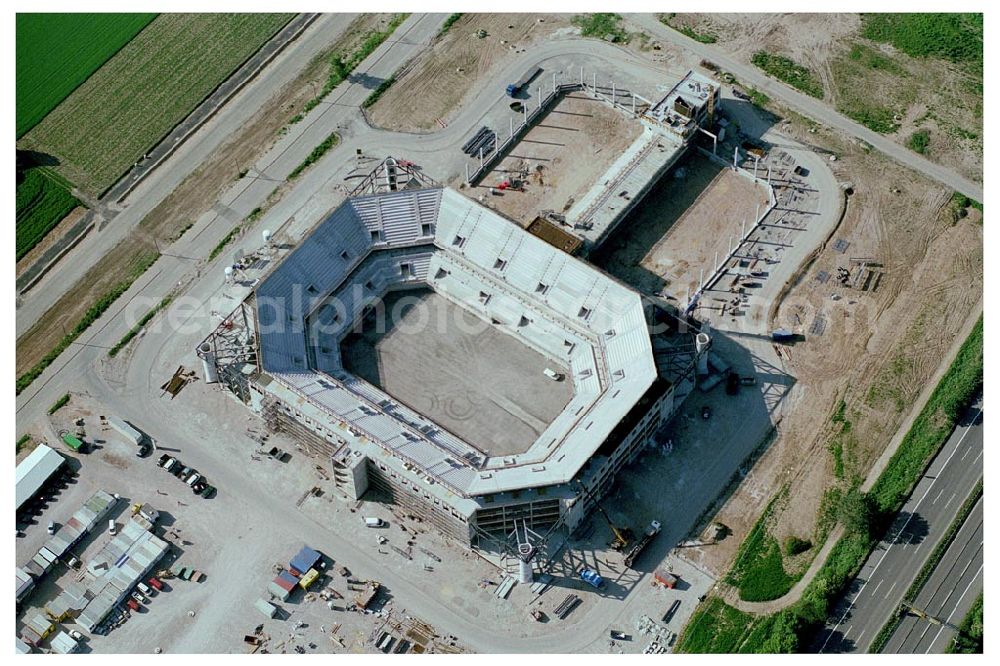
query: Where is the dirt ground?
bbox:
[340,289,573,456]
[367,14,572,132]
[474,93,642,225]
[593,156,770,297]
[15,15,387,378]
[666,13,983,184]
[684,113,983,579]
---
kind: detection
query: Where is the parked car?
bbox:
[47,521,56,535]
[177,466,193,481]
[364,517,386,528]
[610,630,631,641]
[186,473,202,487]
[108,520,117,536]
[701,405,712,419]
[137,582,154,596]
[199,484,217,499]
[131,590,147,604]
[157,454,171,467]
[147,577,163,591]
[135,442,151,458]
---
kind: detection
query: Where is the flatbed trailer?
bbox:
[506,65,542,97]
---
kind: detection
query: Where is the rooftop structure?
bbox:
[567,70,720,251]
[250,186,656,496]
[16,444,65,512]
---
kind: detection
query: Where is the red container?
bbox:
[127,598,139,611]
[148,577,163,591]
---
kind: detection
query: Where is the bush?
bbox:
[288,132,339,180]
[16,434,31,452]
[727,489,799,602]
[841,104,898,134]
[48,393,70,414]
[439,13,462,37]
[660,15,717,43]
[784,536,812,556]
[751,51,824,98]
[949,593,983,653]
[108,294,174,357]
[907,129,930,154]
[861,13,983,65]
[362,74,397,109]
[571,13,629,43]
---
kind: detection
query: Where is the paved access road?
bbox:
[628,14,983,202]
[882,496,982,653]
[813,399,983,653]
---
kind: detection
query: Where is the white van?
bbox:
[364,517,385,528]
[108,520,117,536]
[543,368,565,381]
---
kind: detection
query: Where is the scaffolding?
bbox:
[349,157,438,197]
[196,299,259,403]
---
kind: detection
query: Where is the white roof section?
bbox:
[254,187,656,496]
[16,444,64,511]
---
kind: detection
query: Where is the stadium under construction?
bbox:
[198,70,722,552]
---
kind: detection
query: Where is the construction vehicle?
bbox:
[623,520,662,569]
[575,482,632,550]
[506,65,542,97]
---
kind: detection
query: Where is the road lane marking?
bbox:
[818,409,981,652]
[925,562,983,653]
[872,579,883,596]
[943,493,956,509]
[932,488,944,504]
[885,581,897,600]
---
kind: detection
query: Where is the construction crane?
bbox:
[575,482,632,551]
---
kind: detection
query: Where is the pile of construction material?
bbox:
[262,545,325,609]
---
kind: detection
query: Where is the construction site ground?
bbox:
[592,154,771,298]
[663,13,983,185]
[471,92,643,226]
[668,91,983,587]
[340,288,574,457]
[14,16,982,651]
[366,14,573,133]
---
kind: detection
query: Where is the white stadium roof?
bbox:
[254,187,656,496]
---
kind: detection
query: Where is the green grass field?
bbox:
[18,13,293,197]
[861,13,982,66]
[751,51,825,99]
[16,168,80,260]
[16,13,156,138]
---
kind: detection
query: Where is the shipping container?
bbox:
[299,568,319,590]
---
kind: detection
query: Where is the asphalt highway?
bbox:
[813,399,983,653]
[882,496,982,653]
